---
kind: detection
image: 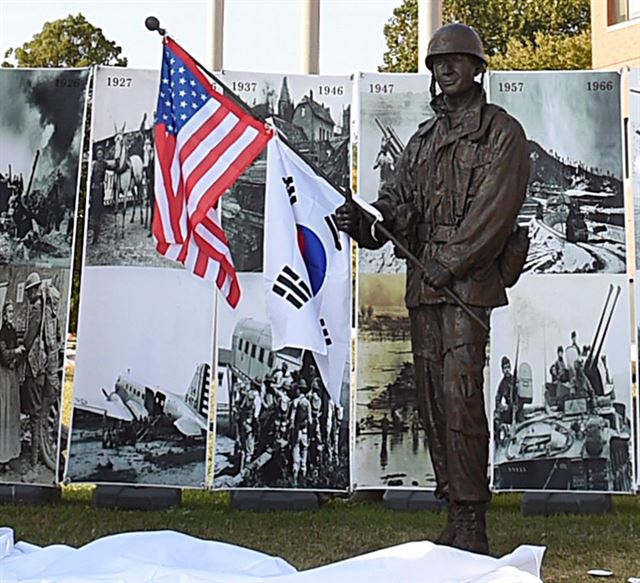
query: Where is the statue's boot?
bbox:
[451,502,490,555]
[435,503,456,546]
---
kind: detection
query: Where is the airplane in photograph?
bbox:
[86,363,211,438]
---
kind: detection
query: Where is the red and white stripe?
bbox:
[153,37,271,308]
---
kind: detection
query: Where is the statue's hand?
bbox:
[422,258,453,289]
[335,200,359,235]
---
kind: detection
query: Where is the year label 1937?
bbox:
[231,81,257,92]
[106,76,133,88]
[587,80,614,91]
[497,81,524,92]
[369,83,394,94]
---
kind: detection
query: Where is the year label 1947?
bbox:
[106,76,133,88]
[587,80,614,91]
[497,81,524,92]
[369,83,394,94]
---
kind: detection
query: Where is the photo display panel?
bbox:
[65,67,215,488]
[212,71,353,491]
[354,72,437,489]
[218,71,352,273]
[83,67,171,268]
[630,67,640,491]
[490,274,635,493]
[0,68,89,486]
[489,71,626,275]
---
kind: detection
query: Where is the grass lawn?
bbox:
[2,488,638,582]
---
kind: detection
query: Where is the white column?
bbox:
[207,0,225,71]
[418,0,442,73]
[301,0,320,74]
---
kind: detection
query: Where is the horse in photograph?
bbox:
[111,123,145,237]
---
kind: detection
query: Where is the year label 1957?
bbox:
[497,81,524,92]
[106,76,133,88]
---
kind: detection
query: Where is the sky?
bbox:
[0,0,404,74]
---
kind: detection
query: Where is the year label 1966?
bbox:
[587,80,614,91]
[106,76,133,88]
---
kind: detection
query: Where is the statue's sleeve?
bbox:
[434,115,529,279]
[355,136,419,250]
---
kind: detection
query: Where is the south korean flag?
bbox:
[264,135,350,404]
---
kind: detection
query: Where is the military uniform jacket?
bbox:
[364,84,529,309]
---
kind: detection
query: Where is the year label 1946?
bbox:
[318,85,344,96]
[497,81,524,92]
[587,80,614,91]
[369,83,394,94]
[106,76,133,88]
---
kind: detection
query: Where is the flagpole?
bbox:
[144,16,488,333]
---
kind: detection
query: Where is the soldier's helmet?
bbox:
[24,272,42,290]
[501,355,511,368]
[425,23,488,70]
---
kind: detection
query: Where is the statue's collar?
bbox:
[419,83,485,138]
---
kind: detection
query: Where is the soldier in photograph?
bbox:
[336,23,529,553]
[21,272,61,480]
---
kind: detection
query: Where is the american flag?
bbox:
[153,37,272,307]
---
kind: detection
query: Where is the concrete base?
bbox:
[521,492,613,516]
[0,484,61,506]
[231,490,319,512]
[91,486,182,510]
[382,490,447,512]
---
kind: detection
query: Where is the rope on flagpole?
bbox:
[144,16,488,333]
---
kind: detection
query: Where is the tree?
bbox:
[379,0,419,73]
[2,13,127,68]
[380,0,591,72]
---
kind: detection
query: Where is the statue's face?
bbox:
[432,53,480,99]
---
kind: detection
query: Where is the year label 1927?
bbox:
[106,76,133,88]
[369,83,394,94]
[497,81,524,92]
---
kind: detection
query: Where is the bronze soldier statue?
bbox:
[336,23,530,554]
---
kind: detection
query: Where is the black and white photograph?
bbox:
[218,71,352,272]
[357,72,432,275]
[631,68,640,268]
[490,275,634,493]
[65,267,215,488]
[213,273,350,491]
[0,265,69,486]
[354,272,436,490]
[0,68,89,267]
[489,71,626,274]
[84,67,173,268]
